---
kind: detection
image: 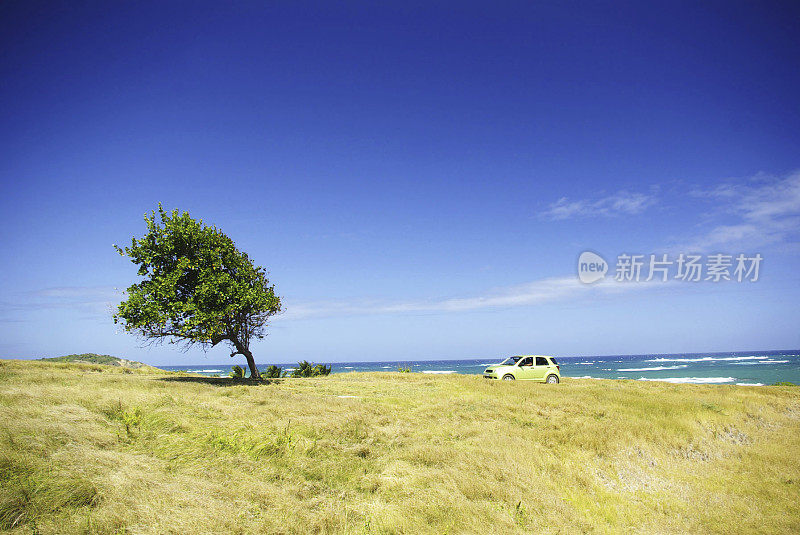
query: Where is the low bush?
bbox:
[263,365,283,378]
[229,365,246,379]
[290,361,331,377]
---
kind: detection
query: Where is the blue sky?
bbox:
[1,1,799,365]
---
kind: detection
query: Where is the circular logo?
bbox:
[578,251,607,283]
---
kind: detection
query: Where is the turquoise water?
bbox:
[161,349,800,385]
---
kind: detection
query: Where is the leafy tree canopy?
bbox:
[114,205,281,378]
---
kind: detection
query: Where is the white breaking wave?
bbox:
[644,356,769,363]
[618,365,688,372]
[736,382,764,386]
[637,377,735,384]
[734,360,790,365]
[422,370,456,374]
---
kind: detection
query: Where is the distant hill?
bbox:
[40,353,154,369]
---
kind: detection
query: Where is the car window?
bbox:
[535,357,548,366]
[550,357,558,365]
[519,357,533,367]
[499,356,522,365]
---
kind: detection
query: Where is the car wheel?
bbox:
[502,374,515,381]
[546,374,559,384]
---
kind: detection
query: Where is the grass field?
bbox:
[1,359,799,534]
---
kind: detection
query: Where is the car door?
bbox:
[516,357,535,380]
[533,356,550,380]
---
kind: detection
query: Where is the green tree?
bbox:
[114,205,282,379]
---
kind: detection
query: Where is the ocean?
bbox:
[160,349,800,385]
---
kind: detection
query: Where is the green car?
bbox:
[483,355,561,383]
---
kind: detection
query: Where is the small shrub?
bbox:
[263,365,283,379]
[290,361,331,378]
[230,365,245,379]
[100,402,142,439]
[771,381,797,386]
[122,408,143,436]
[397,366,411,373]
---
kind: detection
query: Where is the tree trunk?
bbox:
[242,348,260,380]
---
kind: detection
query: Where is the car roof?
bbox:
[512,355,554,358]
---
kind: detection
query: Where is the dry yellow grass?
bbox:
[1,359,799,534]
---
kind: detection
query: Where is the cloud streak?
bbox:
[541,190,656,220]
[0,286,122,322]
[279,276,664,321]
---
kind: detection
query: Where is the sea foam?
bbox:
[618,365,688,371]
[637,377,735,384]
[644,356,769,363]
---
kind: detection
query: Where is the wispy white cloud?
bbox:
[686,170,800,251]
[30,286,122,301]
[279,276,664,321]
[541,190,656,220]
